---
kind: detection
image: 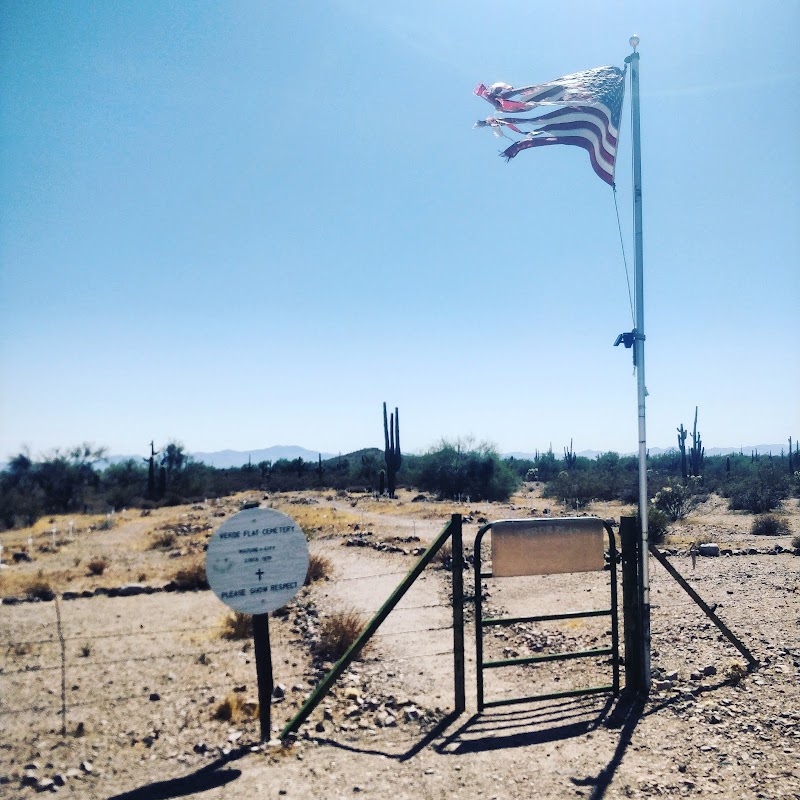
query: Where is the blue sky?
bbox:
[1,1,798,461]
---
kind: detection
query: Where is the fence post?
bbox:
[253,613,273,741]
[620,516,645,693]
[54,597,67,736]
[451,514,465,714]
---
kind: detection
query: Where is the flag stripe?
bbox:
[474,65,626,185]
[530,104,619,141]
[501,135,615,185]
[498,108,618,162]
[535,118,616,166]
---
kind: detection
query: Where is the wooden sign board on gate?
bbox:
[490,517,605,577]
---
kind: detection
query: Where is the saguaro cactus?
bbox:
[677,424,688,481]
[143,440,160,500]
[563,439,577,470]
[383,402,401,499]
[689,406,704,478]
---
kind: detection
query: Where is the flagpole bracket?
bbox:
[613,329,644,349]
[614,330,644,367]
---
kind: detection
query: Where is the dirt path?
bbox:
[2,492,800,799]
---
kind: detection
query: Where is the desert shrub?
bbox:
[213,692,258,723]
[648,507,669,546]
[416,439,519,502]
[87,557,108,576]
[150,531,177,550]
[725,465,790,514]
[652,479,697,521]
[312,609,365,662]
[220,611,253,640]
[727,482,786,514]
[751,515,790,537]
[171,560,208,590]
[98,514,116,530]
[544,470,596,509]
[792,535,800,551]
[305,553,332,585]
[618,476,641,505]
[24,579,55,601]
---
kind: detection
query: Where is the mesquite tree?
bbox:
[383,402,401,498]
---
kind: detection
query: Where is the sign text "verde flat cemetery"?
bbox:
[206,508,309,615]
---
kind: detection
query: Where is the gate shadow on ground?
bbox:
[568,690,645,800]
[435,695,615,755]
[435,692,645,800]
[107,750,244,800]
[305,710,463,762]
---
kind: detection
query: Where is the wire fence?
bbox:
[0,552,461,746]
[2,538,798,752]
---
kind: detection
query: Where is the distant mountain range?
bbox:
[2,443,791,474]
[505,444,790,460]
[190,446,336,469]
[100,445,337,469]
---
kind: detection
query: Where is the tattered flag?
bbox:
[473,66,626,185]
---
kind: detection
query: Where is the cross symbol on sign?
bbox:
[255,569,265,581]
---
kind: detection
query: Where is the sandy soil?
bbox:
[1,488,799,799]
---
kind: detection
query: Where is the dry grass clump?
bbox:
[305,553,332,585]
[726,662,748,686]
[213,692,258,723]
[171,560,208,590]
[312,609,365,662]
[220,611,253,640]
[24,579,55,601]
[150,531,178,550]
[87,557,108,576]
[432,540,453,569]
[751,514,790,537]
[270,502,360,537]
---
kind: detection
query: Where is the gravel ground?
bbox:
[1,491,799,799]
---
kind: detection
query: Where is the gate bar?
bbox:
[649,545,759,670]
[452,515,466,714]
[482,609,612,627]
[483,646,613,669]
[280,514,463,739]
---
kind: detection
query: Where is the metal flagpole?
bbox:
[625,34,651,689]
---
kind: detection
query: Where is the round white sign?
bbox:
[206,507,309,614]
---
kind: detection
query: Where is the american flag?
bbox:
[474,66,626,185]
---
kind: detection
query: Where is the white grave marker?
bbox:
[206,507,309,615]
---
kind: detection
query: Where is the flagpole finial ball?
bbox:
[629,35,640,50]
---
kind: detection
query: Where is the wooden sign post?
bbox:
[206,507,309,741]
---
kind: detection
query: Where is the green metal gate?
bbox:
[474,517,620,710]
